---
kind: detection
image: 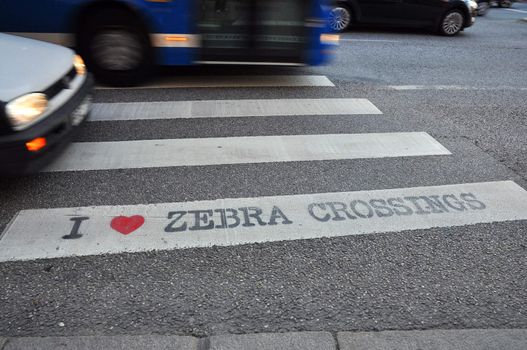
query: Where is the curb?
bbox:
[2,329,527,350]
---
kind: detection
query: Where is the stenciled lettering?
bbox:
[165,211,187,232]
[404,196,431,215]
[387,197,414,216]
[308,203,331,222]
[460,193,486,210]
[349,200,374,218]
[369,199,394,217]
[240,207,267,227]
[420,195,449,214]
[214,208,241,229]
[62,217,89,239]
[188,210,215,231]
[268,206,293,225]
[326,202,356,221]
[442,194,467,211]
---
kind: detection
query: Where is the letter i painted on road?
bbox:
[62,217,89,239]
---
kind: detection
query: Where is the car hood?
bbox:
[0,33,74,102]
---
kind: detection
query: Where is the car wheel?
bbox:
[329,5,352,32]
[79,9,153,86]
[478,1,490,15]
[499,0,512,7]
[439,9,465,36]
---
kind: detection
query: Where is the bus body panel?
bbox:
[0,0,332,67]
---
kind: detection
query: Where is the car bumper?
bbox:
[0,74,94,176]
[466,6,478,27]
[467,13,476,27]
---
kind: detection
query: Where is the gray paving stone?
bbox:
[338,329,527,350]
[4,335,199,350]
[209,331,336,350]
[0,337,7,349]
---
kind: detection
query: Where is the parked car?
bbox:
[0,33,93,175]
[492,0,513,8]
[329,0,478,36]
[477,0,491,15]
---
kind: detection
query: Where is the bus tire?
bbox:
[79,8,153,86]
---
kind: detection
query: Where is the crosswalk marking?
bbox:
[96,75,335,90]
[43,132,450,172]
[1,181,525,261]
[89,98,383,121]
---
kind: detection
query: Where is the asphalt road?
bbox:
[1,5,526,339]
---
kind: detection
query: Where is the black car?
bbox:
[492,0,514,8]
[329,0,478,35]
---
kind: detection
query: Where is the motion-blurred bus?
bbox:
[1,0,337,85]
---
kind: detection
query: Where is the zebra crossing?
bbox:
[90,98,382,121]
[43,133,449,172]
[1,74,526,261]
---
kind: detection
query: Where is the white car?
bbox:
[0,33,93,175]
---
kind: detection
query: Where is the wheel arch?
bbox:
[442,3,471,28]
[73,0,153,49]
[335,0,362,23]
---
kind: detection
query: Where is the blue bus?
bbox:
[1,0,337,85]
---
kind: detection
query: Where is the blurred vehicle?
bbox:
[492,0,513,7]
[477,0,491,15]
[0,0,337,86]
[0,33,93,176]
[329,0,478,35]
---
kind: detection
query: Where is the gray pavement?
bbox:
[1,3,527,342]
[2,330,527,350]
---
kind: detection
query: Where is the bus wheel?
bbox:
[79,9,152,86]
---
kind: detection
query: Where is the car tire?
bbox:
[499,0,512,7]
[329,5,352,32]
[478,1,490,15]
[78,8,153,86]
[438,9,465,36]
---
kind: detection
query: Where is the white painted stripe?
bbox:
[505,8,527,14]
[96,75,335,90]
[1,181,526,261]
[43,132,450,172]
[5,32,74,46]
[389,85,527,91]
[90,98,382,121]
[389,85,469,91]
[340,38,401,43]
[195,61,305,66]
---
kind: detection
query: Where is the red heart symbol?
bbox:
[110,215,145,235]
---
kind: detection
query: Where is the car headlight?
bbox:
[5,93,48,129]
[73,54,86,76]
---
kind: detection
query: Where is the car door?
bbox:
[355,0,404,25]
[399,0,446,26]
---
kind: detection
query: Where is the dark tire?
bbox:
[78,8,153,86]
[477,1,490,15]
[438,9,465,36]
[499,0,512,7]
[329,5,352,32]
